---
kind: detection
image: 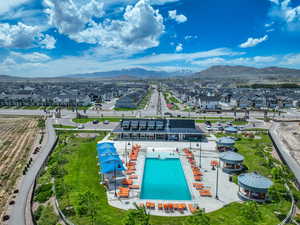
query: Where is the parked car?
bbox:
[92,120,99,124]
[103,120,110,125]
[77,124,84,129]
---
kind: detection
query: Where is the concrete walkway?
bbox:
[8,118,57,225]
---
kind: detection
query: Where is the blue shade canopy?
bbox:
[238,172,273,192]
[97,142,125,174]
[220,151,244,163]
[224,126,238,133]
[217,137,235,146]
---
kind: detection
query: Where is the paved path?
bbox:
[269,123,300,187]
[9,118,57,225]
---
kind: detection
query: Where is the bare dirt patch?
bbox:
[0,116,39,219]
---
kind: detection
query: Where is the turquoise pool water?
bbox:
[140,158,191,200]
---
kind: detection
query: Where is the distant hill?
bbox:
[64,68,193,79]
[195,65,300,80]
[0,75,26,81]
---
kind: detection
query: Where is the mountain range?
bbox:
[0,66,299,81]
[195,65,300,79]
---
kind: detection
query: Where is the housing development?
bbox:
[1,0,300,225]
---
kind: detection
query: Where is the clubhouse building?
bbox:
[112,119,204,141]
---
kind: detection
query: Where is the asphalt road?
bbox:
[9,118,57,225]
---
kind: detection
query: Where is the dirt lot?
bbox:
[0,116,39,217]
[278,122,300,165]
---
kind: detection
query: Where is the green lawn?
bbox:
[22,106,42,109]
[72,117,123,123]
[34,131,293,225]
[53,124,77,129]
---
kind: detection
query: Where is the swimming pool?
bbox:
[140,158,192,200]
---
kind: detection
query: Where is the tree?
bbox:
[76,191,99,225]
[241,201,262,225]
[184,210,210,225]
[123,205,150,225]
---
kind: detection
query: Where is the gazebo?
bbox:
[216,137,235,151]
[219,151,244,173]
[238,172,273,202]
[224,126,238,134]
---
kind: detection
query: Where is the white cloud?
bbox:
[184,35,198,40]
[70,0,165,51]
[280,53,300,65]
[239,35,268,48]
[10,52,51,62]
[168,10,187,23]
[269,0,279,4]
[40,34,56,49]
[269,0,300,31]
[0,0,31,15]
[0,22,56,49]
[175,43,183,52]
[0,48,243,76]
[192,56,277,66]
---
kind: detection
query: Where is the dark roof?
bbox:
[114,118,203,134]
[169,119,195,129]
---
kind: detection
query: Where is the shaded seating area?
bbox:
[219,151,244,173]
[96,142,125,181]
[238,172,273,202]
[216,137,235,152]
[224,126,238,134]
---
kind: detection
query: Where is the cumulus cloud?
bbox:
[175,43,183,52]
[168,10,187,23]
[0,22,56,49]
[269,0,300,31]
[239,35,268,48]
[0,0,31,15]
[40,34,56,49]
[70,0,164,51]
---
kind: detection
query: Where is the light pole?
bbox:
[197,143,202,168]
[215,159,220,200]
[114,160,117,197]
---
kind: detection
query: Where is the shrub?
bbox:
[35,190,53,203]
[33,205,44,221]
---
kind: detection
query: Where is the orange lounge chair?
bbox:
[200,190,212,197]
[163,203,169,210]
[146,202,151,208]
[150,202,155,208]
[127,165,136,170]
[194,176,202,181]
[122,179,133,185]
[158,203,163,210]
[126,170,135,175]
[126,162,136,166]
[188,204,198,213]
[119,187,129,192]
[173,203,179,210]
[118,192,129,198]
[129,184,140,189]
[168,203,173,210]
[129,175,138,179]
[178,204,184,211]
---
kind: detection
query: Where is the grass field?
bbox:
[72,117,123,123]
[53,124,77,129]
[33,130,295,225]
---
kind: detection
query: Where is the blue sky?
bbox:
[0,0,300,77]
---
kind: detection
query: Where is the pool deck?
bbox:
[103,140,241,216]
